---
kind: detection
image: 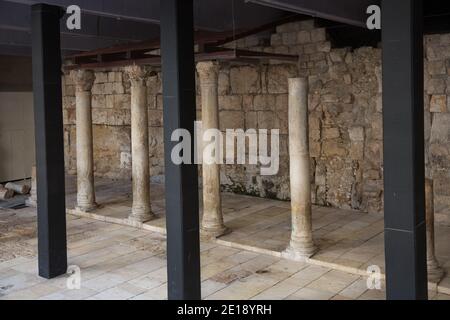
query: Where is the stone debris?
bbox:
[4,182,31,195]
[0,187,14,200]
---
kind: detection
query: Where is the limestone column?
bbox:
[284,78,317,260]
[71,69,97,212]
[125,65,154,223]
[26,165,37,207]
[197,61,229,238]
[425,178,445,282]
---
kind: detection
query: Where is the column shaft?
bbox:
[126,65,154,223]
[26,165,37,207]
[284,78,316,260]
[425,179,444,282]
[72,70,97,212]
[197,61,228,238]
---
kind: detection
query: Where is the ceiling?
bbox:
[0,0,375,57]
[1,0,450,57]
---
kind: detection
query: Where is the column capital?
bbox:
[125,65,149,87]
[196,61,220,85]
[70,69,95,92]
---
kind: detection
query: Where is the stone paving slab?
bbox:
[65,176,450,296]
[1,206,450,300]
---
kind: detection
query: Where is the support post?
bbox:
[125,65,155,223]
[425,179,445,282]
[31,3,67,279]
[71,69,97,212]
[196,61,229,238]
[283,78,316,260]
[382,0,427,299]
[160,0,201,300]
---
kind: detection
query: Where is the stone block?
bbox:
[282,32,298,45]
[271,34,282,46]
[322,141,347,157]
[323,127,340,140]
[276,22,300,33]
[106,109,131,126]
[219,111,245,130]
[230,66,260,94]
[267,64,298,94]
[427,78,446,94]
[349,142,364,160]
[427,61,446,75]
[430,95,447,113]
[317,42,331,53]
[311,28,326,42]
[219,95,242,110]
[218,71,230,95]
[92,95,106,109]
[148,109,163,127]
[94,72,108,83]
[257,111,276,130]
[245,111,257,130]
[253,94,276,111]
[146,75,162,95]
[349,127,365,142]
[92,83,105,95]
[297,31,311,44]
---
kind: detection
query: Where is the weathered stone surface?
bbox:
[267,64,298,94]
[59,23,450,223]
[430,95,447,113]
[230,66,260,94]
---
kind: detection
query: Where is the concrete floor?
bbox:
[0,176,449,300]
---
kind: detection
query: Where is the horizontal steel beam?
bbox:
[247,0,380,27]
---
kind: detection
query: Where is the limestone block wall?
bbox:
[62,20,450,225]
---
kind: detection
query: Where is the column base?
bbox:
[129,209,156,224]
[282,241,317,262]
[428,259,446,283]
[25,198,37,208]
[200,225,231,239]
[76,202,99,213]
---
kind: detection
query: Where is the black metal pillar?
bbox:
[382,0,427,300]
[31,3,67,279]
[160,0,201,300]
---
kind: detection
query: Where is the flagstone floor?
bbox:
[0,176,449,300]
[66,176,450,295]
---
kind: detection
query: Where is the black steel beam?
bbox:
[160,0,201,300]
[382,0,427,300]
[31,3,67,279]
[247,0,378,27]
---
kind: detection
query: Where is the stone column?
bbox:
[425,178,445,282]
[71,69,97,212]
[26,166,37,207]
[125,65,154,223]
[284,78,317,260]
[197,61,229,238]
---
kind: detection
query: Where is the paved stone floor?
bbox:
[66,177,450,296]
[1,207,449,300]
[0,176,449,300]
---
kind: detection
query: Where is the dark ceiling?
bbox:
[1,0,450,57]
[0,0,376,57]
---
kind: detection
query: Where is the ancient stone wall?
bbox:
[62,20,450,224]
